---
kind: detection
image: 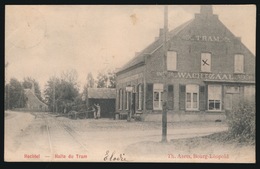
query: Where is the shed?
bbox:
[87,88,116,118]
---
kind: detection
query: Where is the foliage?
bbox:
[96,69,116,88]
[44,70,80,113]
[226,101,255,143]
[5,78,26,109]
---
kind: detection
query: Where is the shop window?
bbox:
[186,84,199,110]
[234,54,244,73]
[201,53,211,72]
[167,51,177,71]
[153,83,163,110]
[208,85,222,111]
[137,84,143,110]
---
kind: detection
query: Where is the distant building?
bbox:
[115,5,255,121]
[86,88,116,118]
[23,83,48,112]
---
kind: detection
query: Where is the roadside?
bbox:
[5,111,253,163]
[124,132,255,163]
[4,111,35,161]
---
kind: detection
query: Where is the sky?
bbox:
[5,5,256,93]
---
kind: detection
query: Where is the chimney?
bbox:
[200,5,213,15]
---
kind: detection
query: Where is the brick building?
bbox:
[115,5,255,121]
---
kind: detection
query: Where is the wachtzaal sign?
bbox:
[155,71,255,81]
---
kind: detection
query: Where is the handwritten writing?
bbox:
[104,150,127,162]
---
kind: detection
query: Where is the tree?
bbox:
[107,70,116,88]
[61,69,79,86]
[86,72,95,88]
[7,78,26,109]
[5,84,9,110]
[44,76,60,112]
[22,77,43,102]
[96,69,116,88]
[44,70,80,113]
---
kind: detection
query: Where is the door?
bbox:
[186,85,199,110]
[224,93,240,110]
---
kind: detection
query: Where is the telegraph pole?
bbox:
[161,5,168,143]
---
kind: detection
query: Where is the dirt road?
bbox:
[4,111,228,162]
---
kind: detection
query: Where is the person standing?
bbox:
[96,104,101,119]
[93,104,97,119]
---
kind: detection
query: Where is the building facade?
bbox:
[24,88,48,112]
[86,88,116,118]
[115,5,255,121]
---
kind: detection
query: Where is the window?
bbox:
[153,83,163,110]
[234,54,244,73]
[119,89,123,110]
[186,85,199,110]
[167,51,177,71]
[137,84,142,110]
[125,91,129,110]
[208,85,222,111]
[201,53,211,72]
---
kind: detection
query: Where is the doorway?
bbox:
[224,86,241,111]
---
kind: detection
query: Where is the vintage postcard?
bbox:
[4,5,255,163]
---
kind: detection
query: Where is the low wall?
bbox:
[12,108,49,112]
[142,112,226,122]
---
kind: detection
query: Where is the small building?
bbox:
[86,88,116,118]
[24,85,48,112]
[115,5,255,122]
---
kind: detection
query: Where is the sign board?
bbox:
[181,35,231,42]
[155,71,255,81]
[126,86,133,92]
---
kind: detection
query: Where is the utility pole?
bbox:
[161,5,168,143]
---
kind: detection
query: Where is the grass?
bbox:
[124,131,255,162]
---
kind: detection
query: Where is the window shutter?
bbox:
[141,84,144,110]
[146,83,153,110]
[117,90,120,110]
[199,85,206,111]
[167,85,174,110]
[122,90,125,110]
[179,84,186,110]
[136,86,139,110]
